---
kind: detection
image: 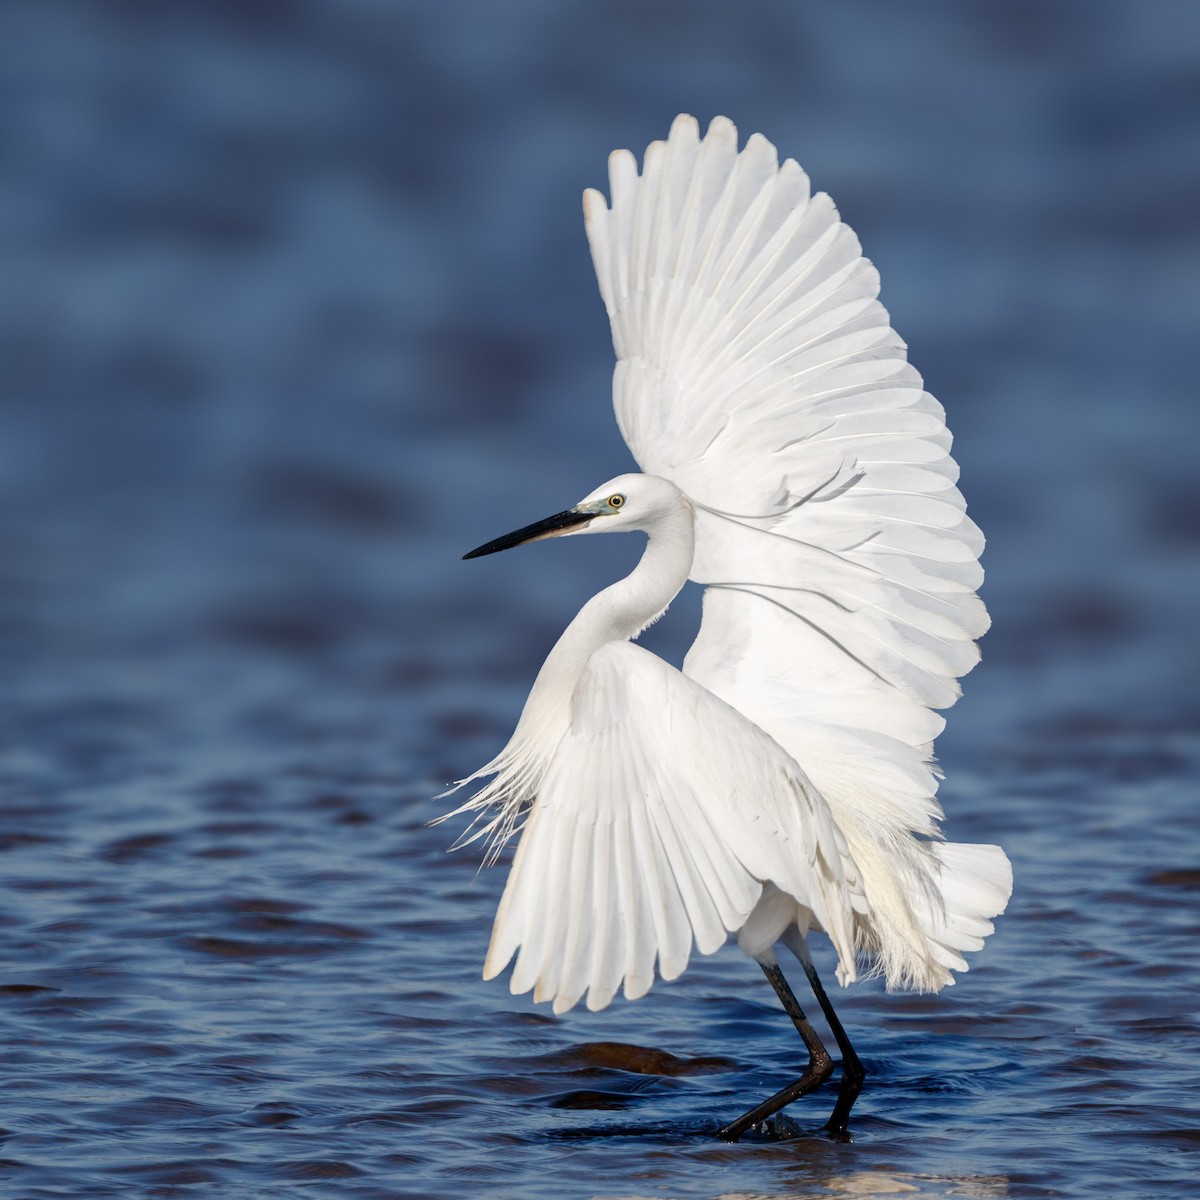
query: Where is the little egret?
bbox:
[444,115,1011,1140]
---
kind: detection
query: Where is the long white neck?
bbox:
[445,490,695,857]
[516,497,695,742]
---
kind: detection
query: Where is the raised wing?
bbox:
[583,114,986,781]
[484,642,865,1014]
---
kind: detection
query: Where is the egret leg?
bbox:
[717,957,833,1141]
[785,933,866,1138]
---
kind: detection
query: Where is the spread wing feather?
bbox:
[583,115,987,759]
[484,642,864,1013]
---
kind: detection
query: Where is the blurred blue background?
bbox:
[1,3,1198,1197]
[4,0,1197,728]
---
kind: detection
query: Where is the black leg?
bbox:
[791,941,866,1138]
[717,958,833,1141]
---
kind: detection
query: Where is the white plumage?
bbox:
[486,640,866,1016]
[446,115,1010,1138]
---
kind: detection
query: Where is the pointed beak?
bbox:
[463,508,596,560]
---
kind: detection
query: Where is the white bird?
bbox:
[444,114,1011,1140]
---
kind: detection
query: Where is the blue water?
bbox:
[2,2,1198,1197]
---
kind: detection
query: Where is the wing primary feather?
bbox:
[608,797,644,1003]
[787,363,922,408]
[483,802,541,981]
[583,188,613,312]
[643,795,694,979]
[552,793,597,1012]
[702,173,781,320]
[664,116,717,284]
[585,805,621,1012]
[718,166,817,325]
[844,573,984,633]
[511,802,576,997]
[671,129,760,346]
[662,777,751,944]
[579,731,616,998]
[613,725,657,1001]
[703,334,902,420]
[706,581,855,612]
[647,777,727,954]
[695,221,855,384]
[626,794,678,987]
[628,139,665,300]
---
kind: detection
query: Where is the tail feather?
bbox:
[918,842,1012,980]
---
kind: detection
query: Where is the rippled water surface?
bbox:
[2,3,1199,1197]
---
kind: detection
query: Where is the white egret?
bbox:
[444,115,1011,1140]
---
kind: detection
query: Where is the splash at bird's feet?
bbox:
[717,1113,805,1143]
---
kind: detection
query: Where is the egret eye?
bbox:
[608,494,625,509]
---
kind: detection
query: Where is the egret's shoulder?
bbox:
[572,641,674,732]
[576,640,768,750]
[584,639,663,676]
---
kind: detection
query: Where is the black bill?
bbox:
[463,508,595,559]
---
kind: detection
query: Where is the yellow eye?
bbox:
[608,494,625,509]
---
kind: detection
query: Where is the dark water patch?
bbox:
[180,933,359,959]
[1143,868,1200,889]
[274,1158,364,1180]
[545,1087,648,1111]
[7,876,99,894]
[219,895,311,916]
[127,1161,226,1186]
[110,1041,183,1061]
[344,1111,429,1131]
[534,1040,737,1076]
[90,1096,225,1127]
[0,832,60,852]
[197,820,281,838]
[191,844,252,859]
[1120,1015,1200,1036]
[30,993,123,1016]
[545,1118,735,1142]
[192,778,269,810]
[225,913,368,940]
[242,1105,303,1127]
[1138,1128,1200,1149]
[100,832,175,863]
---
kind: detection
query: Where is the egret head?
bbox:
[463,473,684,559]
